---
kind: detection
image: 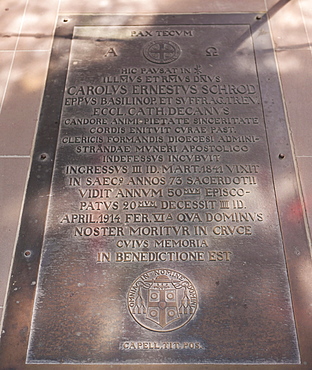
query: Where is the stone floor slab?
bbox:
[299,0,312,46]
[297,156,312,234]
[0,0,28,50]
[0,50,50,156]
[275,49,312,157]
[0,51,14,110]
[0,157,30,306]
[59,0,266,14]
[16,0,59,51]
[267,0,309,50]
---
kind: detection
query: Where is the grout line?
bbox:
[15,49,50,52]
[264,0,268,12]
[0,0,30,114]
[297,155,312,158]
[0,155,30,158]
[0,49,50,53]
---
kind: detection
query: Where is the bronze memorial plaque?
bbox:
[1,14,312,369]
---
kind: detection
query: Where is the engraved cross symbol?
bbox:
[149,42,175,63]
[148,289,177,328]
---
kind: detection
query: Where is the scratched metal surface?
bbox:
[0,14,311,369]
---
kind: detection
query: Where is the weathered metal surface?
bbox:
[0,14,311,369]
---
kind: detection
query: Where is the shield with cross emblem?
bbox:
[146,275,180,328]
[128,269,198,332]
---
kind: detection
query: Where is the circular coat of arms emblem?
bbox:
[143,40,181,64]
[127,269,197,332]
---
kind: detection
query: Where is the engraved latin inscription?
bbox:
[26,23,299,364]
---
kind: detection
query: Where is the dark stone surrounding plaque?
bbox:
[1,14,312,369]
